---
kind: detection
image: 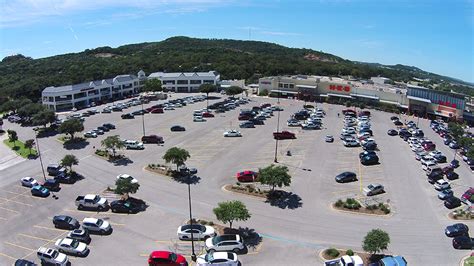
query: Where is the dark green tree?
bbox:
[143,79,163,92]
[199,83,217,109]
[58,119,84,140]
[258,164,292,192]
[448,122,465,141]
[163,147,191,170]
[61,154,79,172]
[115,178,140,199]
[32,109,56,127]
[213,200,251,229]
[362,229,390,255]
[24,139,35,155]
[101,135,125,158]
[226,86,244,97]
[7,129,18,147]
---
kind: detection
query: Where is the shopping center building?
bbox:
[148,71,220,92]
[258,75,470,122]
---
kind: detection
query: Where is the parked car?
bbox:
[170,125,186,132]
[360,154,379,165]
[117,174,138,184]
[335,172,357,183]
[47,163,66,176]
[81,218,112,234]
[42,179,60,191]
[363,183,384,196]
[445,223,469,237]
[54,172,76,184]
[103,123,116,129]
[196,251,239,266]
[446,171,459,180]
[21,177,38,187]
[202,112,215,118]
[193,116,206,122]
[121,113,135,119]
[53,215,80,230]
[142,135,164,144]
[110,199,145,214]
[150,108,164,114]
[36,247,69,266]
[13,259,36,266]
[124,140,145,150]
[325,135,334,143]
[444,196,462,209]
[148,251,187,266]
[434,179,450,190]
[453,236,474,249]
[433,154,447,163]
[343,139,359,147]
[75,194,108,211]
[236,170,258,182]
[377,256,407,266]
[461,188,474,204]
[55,238,89,256]
[67,229,91,244]
[438,189,454,200]
[223,130,242,137]
[177,224,216,240]
[31,185,50,197]
[205,234,245,253]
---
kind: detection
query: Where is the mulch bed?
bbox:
[321,248,384,265]
[145,166,173,176]
[333,204,390,216]
[224,184,268,198]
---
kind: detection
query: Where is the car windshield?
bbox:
[70,239,79,248]
[96,219,103,226]
[205,253,214,262]
[212,236,221,245]
[368,185,374,190]
[65,217,71,223]
[168,253,177,262]
[51,250,59,258]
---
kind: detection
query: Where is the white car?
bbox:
[174,103,183,108]
[37,247,69,266]
[84,131,97,138]
[342,127,356,134]
[55,238,89,256]
[21,177,38,187]
[124,140,145,150]
[194,116,206,122]
[177,224,216,240]
[422,160,437,171]
[411,143,423,152]
[82,217,112,234]
[116,174,138,184]
[420,156,436,165]
[429,150,443,157]
[196,251,239,266]
[434,180,451,191]
[205,234,245,253]
[343,139,359,147]
[223,130,242,137]
[361,138,376,146]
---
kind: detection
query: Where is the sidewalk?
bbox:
[0,133,26,171]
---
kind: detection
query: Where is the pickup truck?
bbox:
[325,255,363,266]
[75,194,108,210]
[273,131,296,140]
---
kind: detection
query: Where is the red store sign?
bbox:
[329,84,351,92]
[437,100,457,109]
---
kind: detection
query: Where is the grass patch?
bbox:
[450,209,474,220]
[3,139,37,158]
[464,256,474,266]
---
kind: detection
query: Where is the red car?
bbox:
[148,251,187,266]
[423,142,436,151]
[462,188,474,204]
[260,103,271,108]
[150,108,164,114]
[273,131,296,140]
[236,170,258,182]
[238,115,251,121]
[202,112,215,118]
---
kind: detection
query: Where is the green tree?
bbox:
[32,109,56,127]
[61,154,79,173]
[115,178,140,199]
[143,79,163,92]
[213,200,251,229]
[58,118,84,140]
[7,129,18,147]
[101,135,125,158]
[18,103,45,119]
[362,229,390,255]
[199,83,217,109]
[24,139,35,155]
[258,164,292,192]
[448,122,465,141]
[226,86,244,98]
[163,147,191,170]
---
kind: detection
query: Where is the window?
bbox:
[289,84,294,89]
[163,80,175,85]
[177,80,188,85]
[203,80,214,84]
[284,84,289,88]
[190,80,202,84]
[279,83,283,88]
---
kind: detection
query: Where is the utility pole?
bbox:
[274,90,281,163]
[34,128,47,181]
[187,175,197,262]
[141,101,146,137]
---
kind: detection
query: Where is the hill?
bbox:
[0,36,472,103]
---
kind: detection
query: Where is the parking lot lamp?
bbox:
[33,128,47,181]
[187,175,197,261]
[274,90,281,163]
[141,101,146,136]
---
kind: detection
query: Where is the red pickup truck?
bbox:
[273,131,296,140]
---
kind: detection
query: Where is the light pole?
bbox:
[141,101,146,137]
[187,174,197,262]
[274,90,281,163]
[33,128,47,181]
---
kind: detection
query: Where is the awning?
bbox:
[220,84,231,88]
[428,111,453,118]
[350,93,379,100]
[399,104,409,109]
[319,94,329,98]
[379,99,399,105]
[407,95,431,103]
[271,89,298,95]
[296,85,317,89]
[327,93,353,99]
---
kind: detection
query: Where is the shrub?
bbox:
[236,182,241,186]
[367,204,378,210]
[335,199,344,208]
[346,249,354,256]
[208,221,214,226]
[258,89,269,96]
[383,208,391,214]
[325,248,340,258]
[200,220,208,225]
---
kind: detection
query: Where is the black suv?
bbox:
[53,215,80,230]
[42,179,60,191]
[121,113,134,119]
[103,123,116,129]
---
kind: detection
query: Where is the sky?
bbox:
[0,0,473,82]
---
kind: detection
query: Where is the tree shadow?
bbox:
[172,173,201,185]
[265,190,303,209]
[63,139,89,150]
[223,226,262,254]
[112,157,133,166]
[27,154,38,160]
[36,129,58,138]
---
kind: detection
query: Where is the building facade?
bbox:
[42,71,146,111]
[148,71,220,93]
[406,85,465,120]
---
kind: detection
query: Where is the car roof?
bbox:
[83,217,99,223]
[59,238,73,246]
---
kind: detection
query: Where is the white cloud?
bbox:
[260,31,302,36]
[0,0,234,28]
[353,39,382,49]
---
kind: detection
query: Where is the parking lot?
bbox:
[0,93,473,265]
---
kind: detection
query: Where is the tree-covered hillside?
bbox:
[0,36,472,104]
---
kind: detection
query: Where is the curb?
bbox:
[221,184,267,200]
[329,203,394,218]
[460,254,473,266]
